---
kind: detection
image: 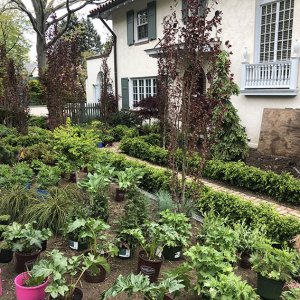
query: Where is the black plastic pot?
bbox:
[239,252,251,269]
[257,274,284,300]
[15,250,40,273]
[115,188,126,202]
[68,239,88,252]
[50,287,83,300]
[162,245,182,261]
[0,249,13,263]
[83,265,107,283]
[137,251,162,283]
[70,173,77,183]
[41,240,47,252]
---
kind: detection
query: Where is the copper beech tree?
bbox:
[157,0,239,212]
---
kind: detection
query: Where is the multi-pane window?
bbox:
[137,9,148,40]
[259,0,294,62]
[132,78,157,106]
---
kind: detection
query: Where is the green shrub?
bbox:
[28,116,47,129]
[210,102,249,161]
[28,79,45,105]
[203,160,300,205]
[109,125,138,141]
[0,142,19,164]
[140,133,161,146]
[107,109,142,127]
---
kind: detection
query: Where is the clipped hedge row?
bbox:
[203,160,300,205]
[120,137,300,205]
[94,150,300,243]
[120,137,200,170]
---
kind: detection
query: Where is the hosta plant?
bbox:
[115,167,144,191]
[100,273,185,300]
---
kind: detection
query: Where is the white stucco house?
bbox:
[86,0,300,150]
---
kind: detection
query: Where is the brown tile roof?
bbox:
[89,0,128,17]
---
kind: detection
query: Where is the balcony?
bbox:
[241,58,299,96]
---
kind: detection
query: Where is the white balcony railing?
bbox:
[241,58,299,95]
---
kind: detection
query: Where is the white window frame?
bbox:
[255,0,294,63]
[136,9,149,42]
[129,77,157,108]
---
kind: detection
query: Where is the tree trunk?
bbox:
[36,35,47,76]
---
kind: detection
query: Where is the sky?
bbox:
[21,0,111,62]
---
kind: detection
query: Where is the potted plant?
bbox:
[236,223,272,269]
[78,172,111,220]
[36,164,61,195]
[201,272,259,300]
[159,210,191,261]
[28,249,96,300]
[2,222,52,273]
[250,244,298,300]
[65,218,89,251]
[0,214,10,239]
[14,270,49,300]
[100,273,185,300]
[122,222,180,282]
[116,192,149,259]
[114,167,144,202]
[282,281,300,300]
[77,217,117,283]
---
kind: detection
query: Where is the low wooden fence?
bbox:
[64,103,101,124]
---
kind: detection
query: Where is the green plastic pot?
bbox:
[257,274,284,300]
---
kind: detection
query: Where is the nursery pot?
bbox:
[115,188,126,202]
[70,172,77,183]
[257,274,284,300]
[15,272,48,300]
[68,238,88,251]
[137,251,162,283]
[50,287,83,300]
[40,240,47,252]
[97,142,105,148]
[239,252,251,269]
[83,264,107,283]
[15,251,41,274]
[162,245,182,261]
[164,296,172,300]
[0,248,13,263]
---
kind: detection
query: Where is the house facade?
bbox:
[87,0,300,149]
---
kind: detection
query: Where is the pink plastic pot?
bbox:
[15,272,48,300]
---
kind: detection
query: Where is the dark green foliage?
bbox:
[28,79,45,105]
[203,160,300,205]
[109,125,138,141]
[197,187,300,243]
[140,133,161,146]
[0,142,18,164]
[107,109,142,128]
[210,102,249,161]
[28,116,47,129]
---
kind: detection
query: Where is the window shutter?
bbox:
[121,78,130,109]
[199,0,208,18]
[182,0,187,24]
[147,1,156,41]
[127,10,134,46]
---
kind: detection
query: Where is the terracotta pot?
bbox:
[239,252,251,269]
[83,265,107,283]
[137,251,162,283]
[115,188,126,202]
[15,251,41,274]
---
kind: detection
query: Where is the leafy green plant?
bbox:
[159,210,191,247]
[115,167,144,191]
[122,222,180,261]
[199,212,239,263]
[28,250,106,299]
[282,282,300,300]
[36,164,61,189]
[101,273,185,300]
[250,244,298,282]
[201,273,259,299]
[1,222,52,254]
